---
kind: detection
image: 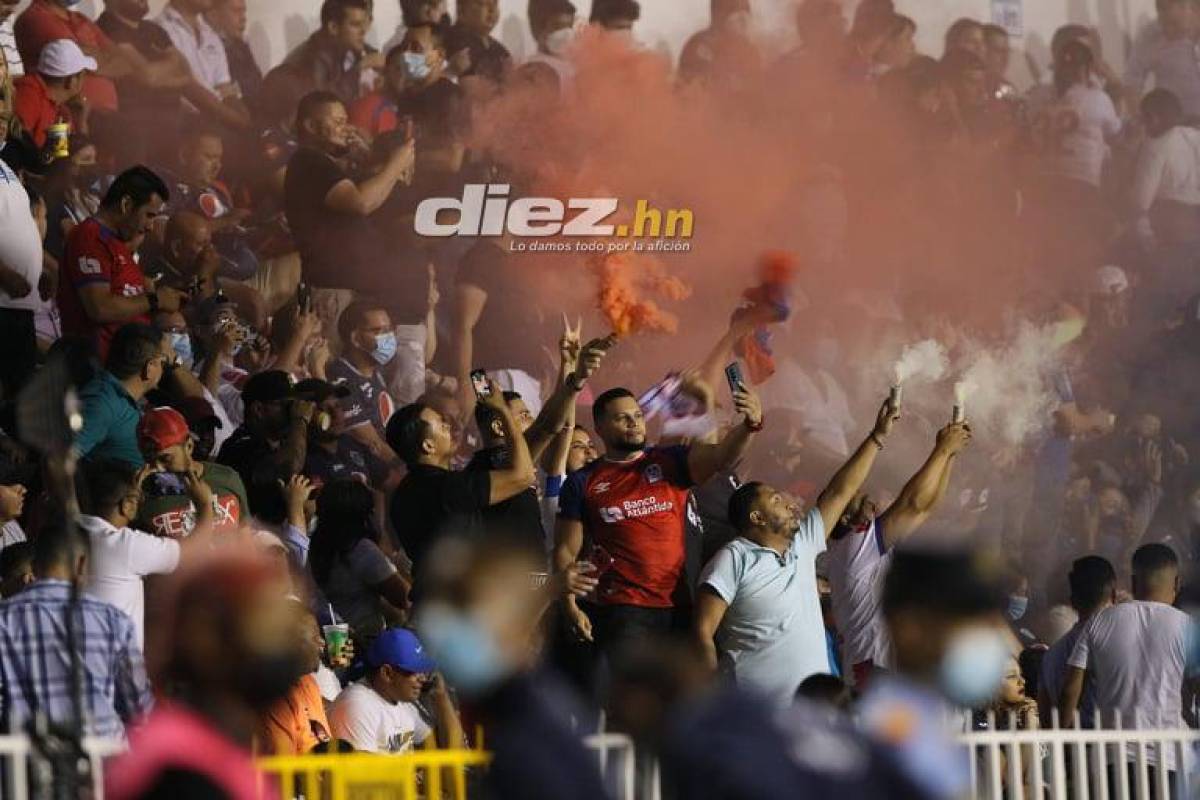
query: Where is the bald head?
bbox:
[166,211,214,273]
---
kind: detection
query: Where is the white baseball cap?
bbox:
[36,39,98,79]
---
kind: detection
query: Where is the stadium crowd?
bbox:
[0,0,1198,797]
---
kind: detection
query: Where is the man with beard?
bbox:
[553,378,764,673]
[104,555,311,798]
[825,421,971,688]
[216,370,316,508]
[690,396,900,706]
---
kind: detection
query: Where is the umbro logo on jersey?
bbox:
[590,481,611,495]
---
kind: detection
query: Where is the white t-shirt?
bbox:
[0,151,44,313]
[1036,84,1122,187]
[1131,126,1200,234]
[826,518,892,676]
[700,508,830,707]
[328,681,431,753]
[1068,600,1197,763]
[79,515,181,649]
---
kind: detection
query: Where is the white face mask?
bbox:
[546,27,573,56]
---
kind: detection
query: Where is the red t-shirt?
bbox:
[348,91,400,137]
[60,218,148,360]
[12,74,73,149]
[559,446,695,608]
[14,0,119,112]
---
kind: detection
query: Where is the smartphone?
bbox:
[725,362,745,394]
[470,369,491,398]
[297,282,312,314]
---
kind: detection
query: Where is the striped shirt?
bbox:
[0,18,22,78]
[0,580,152,739]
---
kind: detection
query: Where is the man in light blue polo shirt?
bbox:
[694,395,899,706]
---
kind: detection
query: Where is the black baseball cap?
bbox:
[242,370,296,405]
[294,378,351,402]
[882,545,1007,619]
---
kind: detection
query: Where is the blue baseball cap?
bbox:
[366,628,437,674]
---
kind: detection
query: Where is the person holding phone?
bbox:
[552,371,764,681]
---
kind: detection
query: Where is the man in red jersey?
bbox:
[59,165,186,360]
[553,380,762,670]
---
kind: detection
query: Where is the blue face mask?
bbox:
[415,605,510,697]
[1007,595,1029,622]
[371,332,398,365]
[938,627,1010,707]
[169,332,193,369]
[403,52,431,81]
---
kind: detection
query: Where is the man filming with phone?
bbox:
[552,367,764,678]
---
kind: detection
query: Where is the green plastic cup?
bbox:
[323,623,350,661]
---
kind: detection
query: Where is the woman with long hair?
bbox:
[308,478,411,646]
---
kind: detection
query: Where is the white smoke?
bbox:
[893,339,949,385]
[954,321,1065,446]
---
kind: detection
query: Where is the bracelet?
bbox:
[744,415,764,433]
[869,433,885,450]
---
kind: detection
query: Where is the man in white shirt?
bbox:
[827,421,971,687]
[77,458,196,648]
[154,0,250,131]
[1133,88,1200,248]
[0,149,44,403]
[693,395,898,706]
[1125,0,1200,120]
[328,627,462,753]
[1061,544,1199,771]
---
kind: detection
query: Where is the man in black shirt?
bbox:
[386,380,534,580]
[284,90,414,293]
[216,370,315,508]
[444,0,512,85]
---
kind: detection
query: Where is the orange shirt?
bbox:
[256,675,330,756]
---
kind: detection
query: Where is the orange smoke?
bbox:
[593,252,691,336]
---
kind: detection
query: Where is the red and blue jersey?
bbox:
[60,218,147,361]
[558,446,694,608]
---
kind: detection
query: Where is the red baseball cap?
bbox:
[138,406,191,453]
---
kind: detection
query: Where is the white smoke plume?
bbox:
[893,339,949,385]
[954,321,1065,446]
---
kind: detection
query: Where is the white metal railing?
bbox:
[958,714,1200,800]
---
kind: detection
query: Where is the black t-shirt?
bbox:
[215,425,277,495]
[389,464,491,576]
[95,14,180,120]
[443,27,512,85]
[283,147,384,290]
[456,241,547,374]
[466,446,544,552]
[284,147,428,316]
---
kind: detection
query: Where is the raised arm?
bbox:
[451,282,485,422]
[815,397,899,534]
[479,379,536,504]
[324,141,414,216]
[877,423,971,548]
[527,333,611,462]
[686,381,763,485]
